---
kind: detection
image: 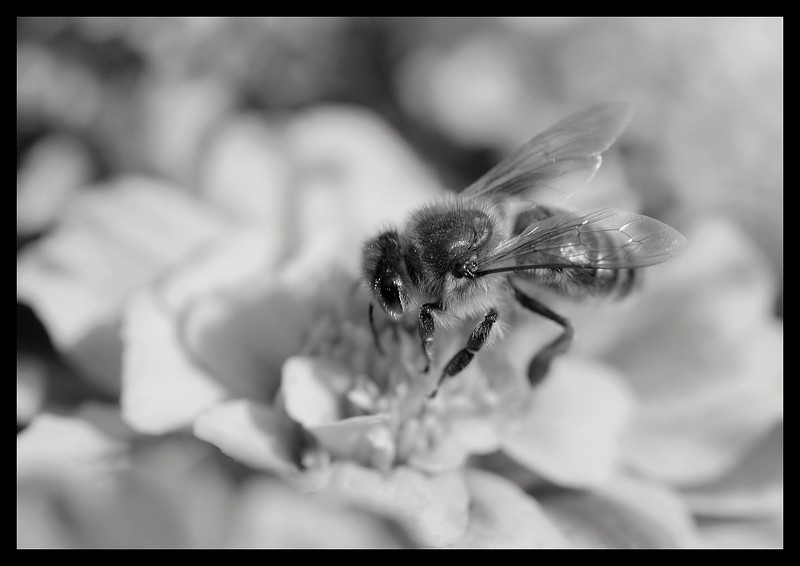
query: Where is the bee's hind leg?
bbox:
[428,309,498,399]
[511,285,574,386]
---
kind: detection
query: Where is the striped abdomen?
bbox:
[510,205,639,300]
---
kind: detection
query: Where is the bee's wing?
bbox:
[474,207,687,276]
[462,102,634,202]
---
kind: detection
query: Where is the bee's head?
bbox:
[362,230,410,318]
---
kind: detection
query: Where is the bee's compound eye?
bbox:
[377,274,404,318]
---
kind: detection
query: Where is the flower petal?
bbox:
[140,74,234,187]
[193,399,299,474]
[396,32,538,149]
[281,356,353,428]
[500,357,634,488]
[681,422,783,518]
[409,413,503,474]
[198,113,293,224]
[17,405,135,548]
[17,176,229,391]
[17,404,131,481]
[448,469,572,548]
[225,477,413,548]
[619,324,782,486]
[308,415,394,471]
[536,473,699,549]
[695,516,783,549]
[470,450,552,493]
[117,434,239,549]
[316,461,470,547]
[17,133,94,238]
[18,430,239,549]
[121,290,227,434]
[608,219,783,485]
[156,227,283,313]
[17,353,47,426]
[179,284,321,405]
[285,105,443,276]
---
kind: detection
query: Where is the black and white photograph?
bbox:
[17,17,783,549]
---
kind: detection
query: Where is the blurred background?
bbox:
[16,16,783,549]
[17,16,782,436]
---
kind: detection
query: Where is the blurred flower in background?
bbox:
[17,17,782,548]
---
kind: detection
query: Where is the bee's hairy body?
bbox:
[400,196,506,324]
[363,197,638,375]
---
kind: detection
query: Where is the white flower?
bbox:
[17,103,782,548]
[16,405,413,548]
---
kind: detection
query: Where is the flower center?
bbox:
[295,282,525,472]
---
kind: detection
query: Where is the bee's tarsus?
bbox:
[528,352,556,387]
[441,349,474,378]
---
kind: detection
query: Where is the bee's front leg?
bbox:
[511,285,574,386]
[418,302,442,373]
[368,302,385,355]
[428,309,498,399]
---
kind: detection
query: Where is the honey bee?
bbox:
[362,102,687,397]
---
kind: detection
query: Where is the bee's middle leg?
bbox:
[511,285,574,386]
[428,309,498,399]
